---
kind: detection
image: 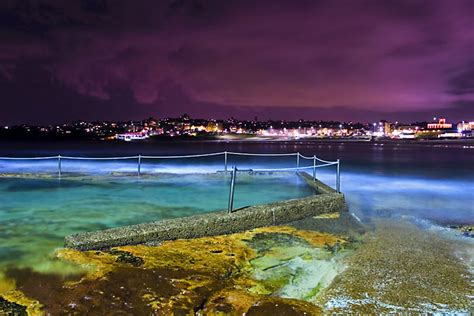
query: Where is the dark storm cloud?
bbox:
[0,0,473,124]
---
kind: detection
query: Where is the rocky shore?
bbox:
[1,218,472,315]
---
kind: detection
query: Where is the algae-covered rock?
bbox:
[242,230,349,302]
[2,217,471,315]
[449,224,474,238]
[107,249,144,266]
[1,290,43,315]
[0,296,27,316]
[1,225,348,314]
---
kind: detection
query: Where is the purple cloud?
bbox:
[0,0,473,123]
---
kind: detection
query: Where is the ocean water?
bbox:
[0,140,473,273]
[1,139,472,221]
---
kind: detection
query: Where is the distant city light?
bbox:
[0,115,471,141]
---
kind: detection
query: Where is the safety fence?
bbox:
[0,152,341,200]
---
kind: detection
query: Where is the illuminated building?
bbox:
[116,132,148,141]
[457,121,474,132]
[427,118,452,129]
[205,122,223,133]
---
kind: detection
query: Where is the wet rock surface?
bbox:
[449,224,474,238]
[1,226,341,315]
[1,221,472,315]
[107,249,144,267]
[290,211,365,237]
[319,220,473,314]
[203,289,323,315]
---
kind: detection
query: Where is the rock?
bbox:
[4,226,347,314]
[203,289,323,315]
[0,297,27,316]
[107,249,144,266]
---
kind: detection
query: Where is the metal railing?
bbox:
[0,151,341,191]
[228,166,237,213]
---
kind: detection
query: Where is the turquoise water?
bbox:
[0,173,314,273]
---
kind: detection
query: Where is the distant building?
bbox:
[116,132,148,141]
[383,121,392,135]
[206,122,223,133]
[391,124,420,139]
[457,121,474,132]
[427,118,452,129]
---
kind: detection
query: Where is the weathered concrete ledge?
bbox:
[297,171,338,194]
[65,181,347,250]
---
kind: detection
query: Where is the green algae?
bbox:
[303,282,323,300]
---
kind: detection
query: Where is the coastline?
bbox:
[1,135,474,145]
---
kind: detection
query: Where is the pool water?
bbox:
[0,173,314,273]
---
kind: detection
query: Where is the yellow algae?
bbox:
[0,274,15,295]
[117,234,256,276]
[54,226,345,282]
[1,290,43,316]
[0,274,43,315]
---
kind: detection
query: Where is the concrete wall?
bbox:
[65,172,347,250]
[297,171,338,194]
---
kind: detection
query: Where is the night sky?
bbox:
[0,0,473,124]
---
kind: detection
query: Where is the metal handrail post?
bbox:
[313,155,317,180]
[138,155,142,177]
[227,166,237,213]
[224,151,228,172]
[336,159,341,193]
[58,155,62,178]
[296,152,300,172]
